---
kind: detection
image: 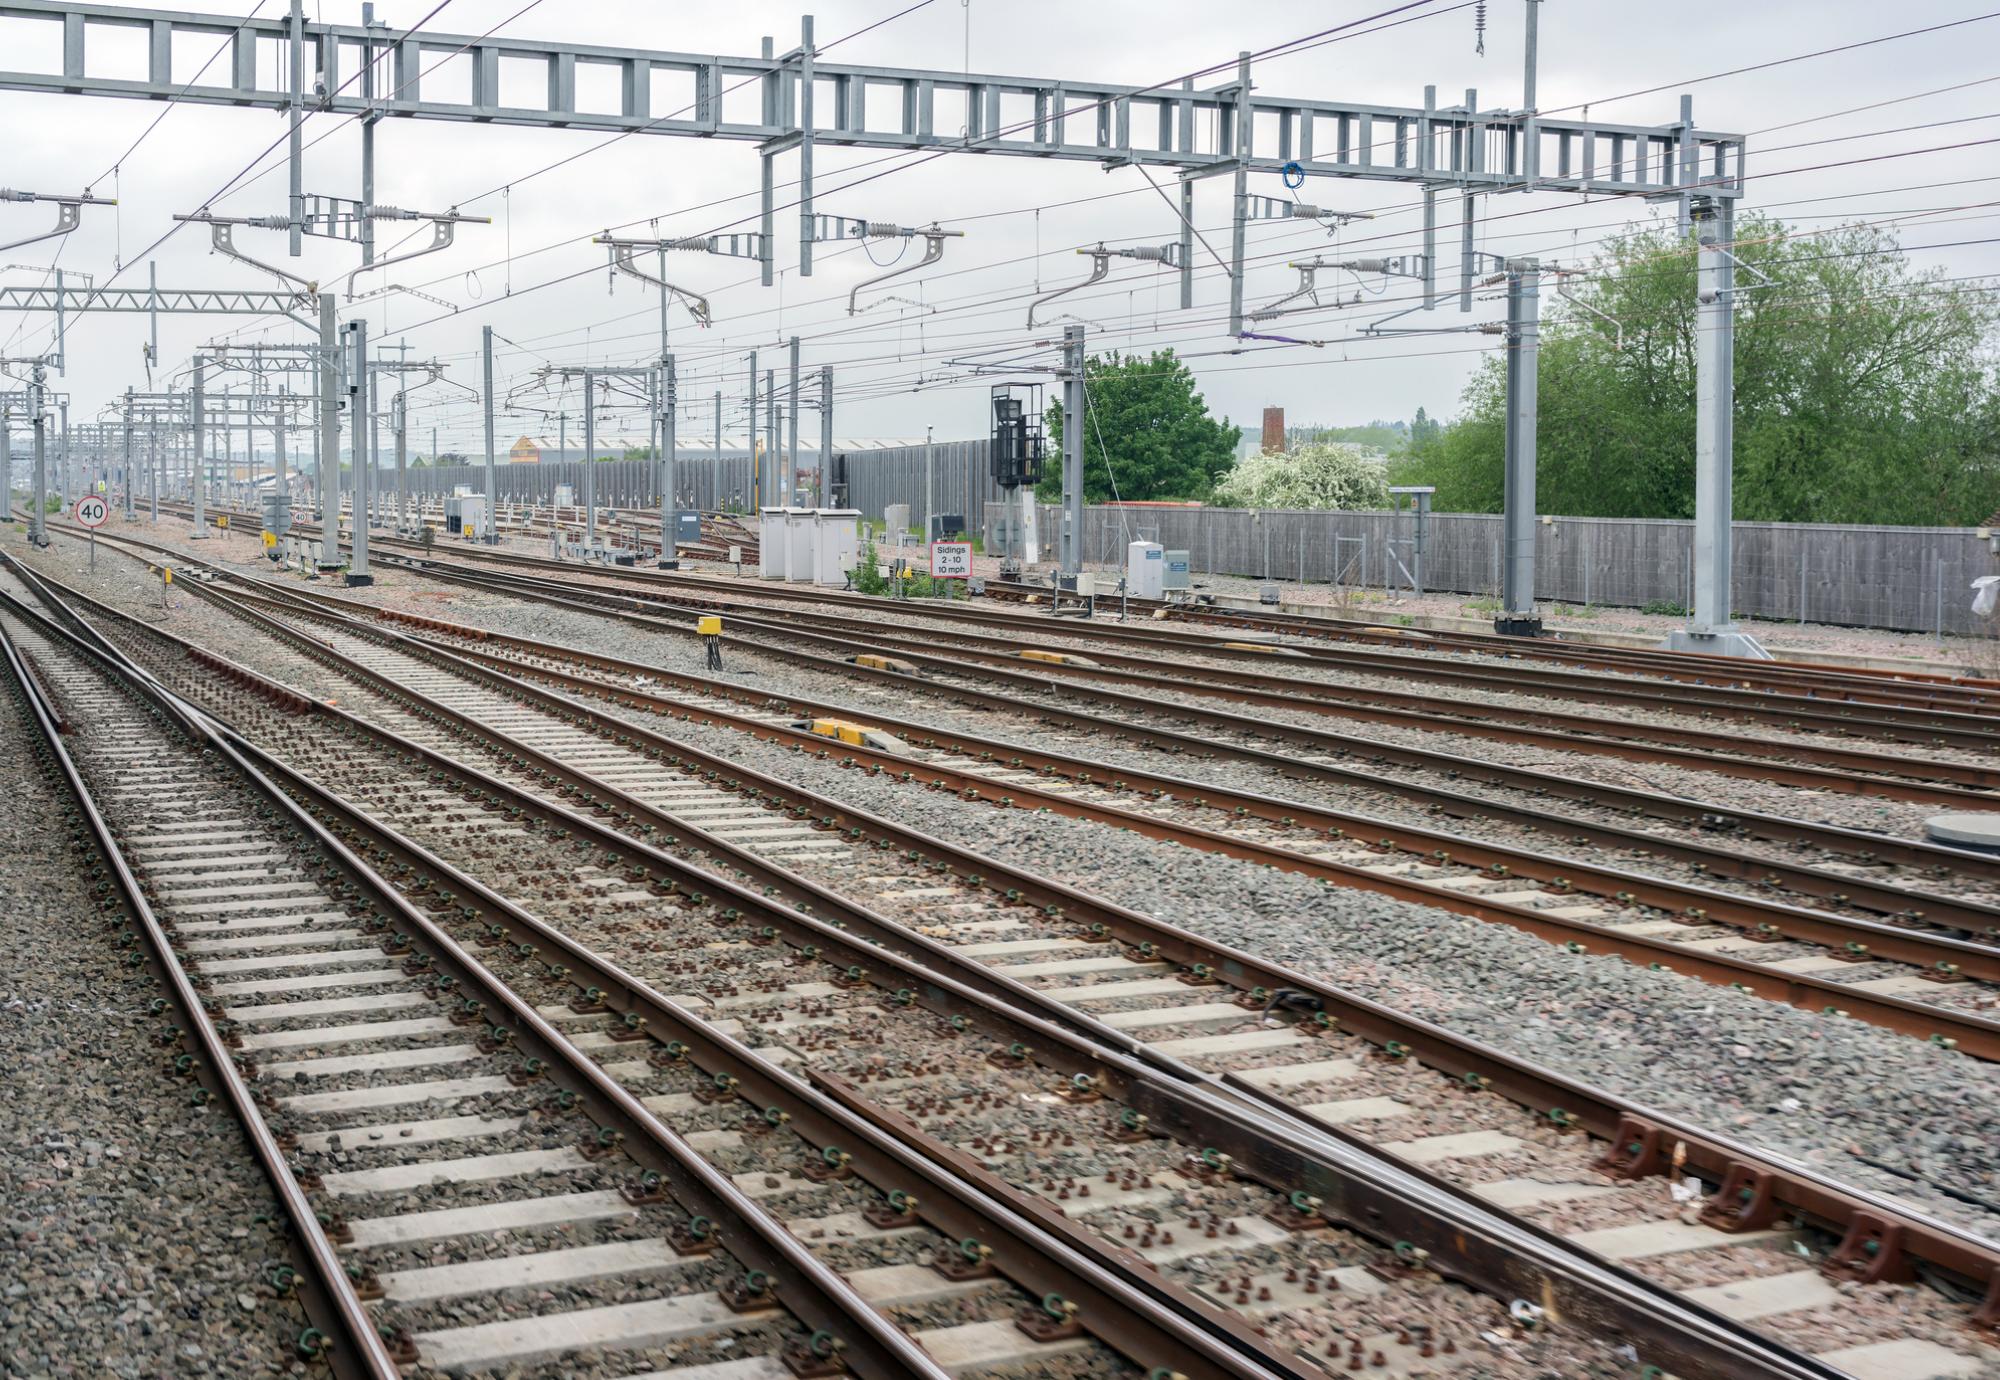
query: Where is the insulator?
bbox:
[1288,204,1322,219]
[863,221,906,237]
[665,237,713,251]
[1349,258,1388,273]
[1124,245,1172,262]
[1474,0,1487,55]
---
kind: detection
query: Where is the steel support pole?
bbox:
[359,3,377,271]
[758,35,775,287]
[1668,197,1766,658]
[1227,52,1251,337]
[393,389,407,527]
[189,355,207,537]
[1497,261,1542,636]
[317,293,340,568]
[148,417,158,522]
[288,0,304,255]
[818,365,832,506]
[2,407,11,528]
[583,368,596,547]
[122,389,134,520]
[58,400,69,511]
[481,325,497,541]
[274,384,288,508]
[659,356,677,566]
[765,369,777,506]
[786,335,799,507]
[29,366,47,545]
[346,319,371,581]
[713,390,724,509]
[797,16,815,278]
[747,351,759,507]
[1059,323,1085,578]
[1179,177,1194,311]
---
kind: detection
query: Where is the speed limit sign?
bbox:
[75,494,110,572]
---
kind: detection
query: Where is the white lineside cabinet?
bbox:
[1128,540,1165,598]
[759,507,789,578]
[814,509,861,587]
[785,508,817,583]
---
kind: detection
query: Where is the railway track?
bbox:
[156,494,1997,708]
[47,522,2000,1053]
[160,497,1996,721]
[434,523,2000,745]
[976,577,2000,711]
[15,535,2000,1379]
[321,541,2000,888]
[0,577,1302,1380]
[383,557,2000,809]
[192,570,2000,1056]
[293,496,2000,715]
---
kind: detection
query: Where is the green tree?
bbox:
[1392,216,2000,523]
[1037,349,1240,503]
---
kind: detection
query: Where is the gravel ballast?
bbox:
[0,564,308,1378]
[26,529,2000,1238]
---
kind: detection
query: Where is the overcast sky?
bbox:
[2,0,1996,454]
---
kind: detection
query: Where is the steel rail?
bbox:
[353,546,2000,814]
[346,546,2000,891]
[0,619,401,1380]
[27,539,2000,1358]
[987,578,2000,706]
[9,554,1862,1380]
[334,549,2000,807]
[333,505,2000,711]
[66,518,2000,897]
[372,613,2000,966]
[273,587,2000,1056]
[152,500,2000,710]
[435,517,2000,747]
[0,578,957,1380]
[630,594,2000,796]
[134,559,2000,1060]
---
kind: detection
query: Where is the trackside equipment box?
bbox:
[759,507,788,578]
[444,494,485,535]
[813,509,860,587]
[1163,549,1191,591]
[1127,540,1165,598]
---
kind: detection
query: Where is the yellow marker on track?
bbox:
[1018,649,1100,668]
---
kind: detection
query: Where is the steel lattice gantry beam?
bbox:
[0,284,315,319]
[0,2,1746,298]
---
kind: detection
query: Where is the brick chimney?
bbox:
[1261,405,1286,453]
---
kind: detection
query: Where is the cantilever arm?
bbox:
[848,227,951,316]
[0,190,113,255]
[180,218,318,292]
[600,240,712,326]
[1027,247,1111,329]
[347,211,490,297]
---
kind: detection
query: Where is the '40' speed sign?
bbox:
[74,495,109,528]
